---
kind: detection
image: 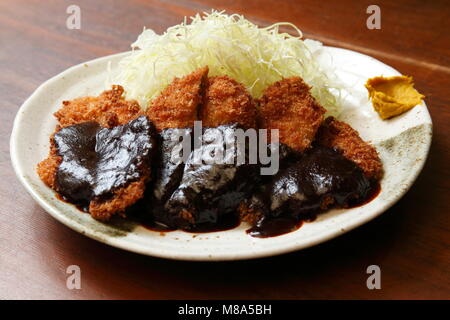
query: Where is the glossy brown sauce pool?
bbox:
[141,216,240,234]
[54,116,156,208]
[55,193,90,213]
[183,214,241,233]
[129,192,242,233]
[141,214,241,234]
[247,217,304,238]
[132,214,241,234]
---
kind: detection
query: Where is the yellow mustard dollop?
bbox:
[365,76,425,120]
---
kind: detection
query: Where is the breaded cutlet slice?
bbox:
[316,117,383,180]
[89,178,148,221]
[147,66,209,131]
[37,134,61,190]
[257,77,326,151]
[39,85,144,193]
[200,75,257,128]
[37,131,152,222]
[38,86,154,221]
[54,85,141,128]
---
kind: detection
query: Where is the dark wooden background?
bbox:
[1,0,449,299]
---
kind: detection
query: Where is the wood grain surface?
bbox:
[1,0,449,299]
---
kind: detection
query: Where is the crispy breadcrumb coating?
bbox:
[38,126,152,221]
[257,77,326,151]
[54,85,141,128]
[38,86,152,221]
[38,70,383,226]
[89,180,147,221]
[147,66,209,131]
[316,117,383,180]
[201,75,257,128]
[37,135,60,189]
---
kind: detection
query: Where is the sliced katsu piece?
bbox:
[151,74,262,228]
[240,146,373,237]
[38,116,157,221]
[266,146,372,216]
[238,143,296,225]
[200,75,257,128]
[239,115,382,231]
[316,117,383,180]
[257,77,326,151]
[54,85,141,128]
[38,85,158,221]
[148,67,209,209]
[152,127,193,207]
[38,85,145,192]
[147,66,209,131]
[161,123,261,229]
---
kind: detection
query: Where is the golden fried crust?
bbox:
[147,66,209,131]
[38,86,150,221]
[316,117,383,180]
[89,180,146,221]
[201,76,257,128]
[89,159,152,221]
[37,135,60,190]
[54,85,141,128]
[39,85,143,198]
[37,132,151,221]
[257,77,326,151]
[38,134,151,221]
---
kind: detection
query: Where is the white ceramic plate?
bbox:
[10,47,432,261]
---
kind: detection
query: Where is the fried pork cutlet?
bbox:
[200,75,257,128]
[54,85,141,128]
[316,117,383,180]
[147,66,209,131]
[240,146,374,237]
[163,123,260,229]
[37,137,61,190]
[258,77,326,151]
[39,85,145,194]
[38,84,157,221]
[38,116,157,221]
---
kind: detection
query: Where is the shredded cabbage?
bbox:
[111,10,342,116]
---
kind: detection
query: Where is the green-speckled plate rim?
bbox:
[10,47,432,261]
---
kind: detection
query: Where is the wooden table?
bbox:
[1,0,449,299]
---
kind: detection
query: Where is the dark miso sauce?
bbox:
[183,214,241,233]
[347,181,381,208]
[55,193,90,213]
[139,215,240,233]
[245,182,381,238]
[247,217,304,238]
[244,146,381,238]
[51,119,381,239]
[124,192,242,234]
[138,144,381,238]
[53,116,156,208]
